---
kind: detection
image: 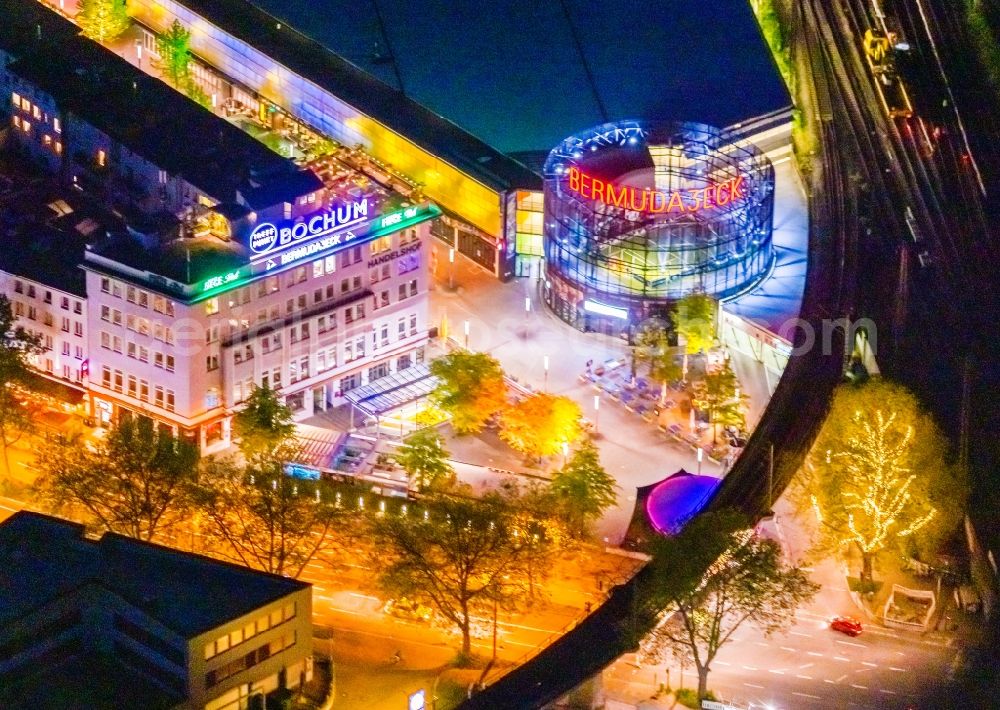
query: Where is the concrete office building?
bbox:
[1,0,438,451]
[0,511,312,710]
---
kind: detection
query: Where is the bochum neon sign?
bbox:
[249,198,369,259]
[566,166,745,213]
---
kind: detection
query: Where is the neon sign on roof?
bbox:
[566,166,745,214]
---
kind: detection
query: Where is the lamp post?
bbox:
[561,441,569,467]
[464,320,470,350]
[543,355,549,392]
[593,395,600,434]
[697,447,703,475]
[523,297,531,340]
[448,248,455,290]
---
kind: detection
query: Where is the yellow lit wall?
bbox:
[128,0,504,237]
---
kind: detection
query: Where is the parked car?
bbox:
[383,597,433,622]
[830,616,864,636]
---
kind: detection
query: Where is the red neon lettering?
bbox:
[592,177,606,203]
[629,188,648,211]
[686,188,702,212]
[730,175,745,199]
[566,167,746,212]
[703,185,715,209]
[605,183,628,208]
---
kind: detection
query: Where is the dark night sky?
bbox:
[251,0,791,154]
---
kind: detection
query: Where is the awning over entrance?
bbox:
[344,364,438,418]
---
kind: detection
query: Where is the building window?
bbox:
[102,366,111,388]
[74,322,83,337]
[97,149,106,168]
[155,386,164,408]
[369,235,392,255]
[53,116,61,134]
[206,355,219,372]
[410,314,418,336]
[166,390,175,412]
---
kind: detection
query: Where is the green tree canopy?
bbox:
[0,295,43,474]
[429,351,508,434]
[549,438,618,537]
[634,319,682,403]
[77,0,130,43]
[193,454,348,577]
[233,383,295,461]
[34,416,198,540]
[498,393,582,462]
[370,493,532,657]
[156,20,193,89]
[807,380,967,586]
[394,427,454,491]
[691,359,745,443]
[672,292,717,355]
[639,510,818,700]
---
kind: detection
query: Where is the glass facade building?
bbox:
[543,121,775,333]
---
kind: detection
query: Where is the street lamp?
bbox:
[464,319,470,350]
[697,447,703,475]
[561,441,569,466]
[543,355,549,392]
[448,248,455,290]
[523,297,531,340]
[593,394,600,434]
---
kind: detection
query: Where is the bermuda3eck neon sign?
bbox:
[249,198,370,259]
[566,166,746,213]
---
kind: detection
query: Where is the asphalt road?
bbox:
[603,567,958,710]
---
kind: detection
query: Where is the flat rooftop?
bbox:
[3,0,302,205]
[251,0,792,157]
[0,512,308,638]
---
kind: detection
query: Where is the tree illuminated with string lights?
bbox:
[807,380,967,587]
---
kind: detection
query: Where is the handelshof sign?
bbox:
[249,198,370,259]
[566,166,745,213]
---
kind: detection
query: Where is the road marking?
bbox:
[824,679,836,684]
[790,631,813,638]
[851,684,868,690]
[806,651,824,657]
[836,639,867,649]
[715,660,732,667]
[780,646,797,652]
[799,662,815,669]
[792,692,821,699]
[834,656,851,662]
[769,669,786,675]
[836,674,848,682]
[861,661,878,667]
[744,683,765,690]
[889,667,907,672]
[742,665,758,671]
[880,689,897,695]
[754,641,770,648]
[796,674,813,680]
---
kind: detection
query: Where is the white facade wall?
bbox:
[83,220,430,452]
[0,272,87,387]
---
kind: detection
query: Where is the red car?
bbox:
[830,616,864,636]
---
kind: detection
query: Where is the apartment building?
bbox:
[0,511,313,710]
[0,192,91,389]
